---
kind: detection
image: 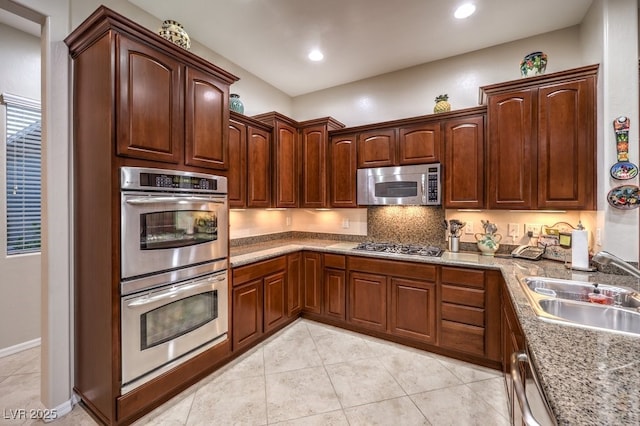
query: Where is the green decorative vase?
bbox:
[230,94,244,114]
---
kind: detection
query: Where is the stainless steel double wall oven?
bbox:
[119,167,229,393]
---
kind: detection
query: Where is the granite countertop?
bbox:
[230,238,640,425]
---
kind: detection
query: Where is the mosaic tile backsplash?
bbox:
[367,206,446,246]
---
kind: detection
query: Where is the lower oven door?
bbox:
[121,269,228,393]
[120,191,228,280]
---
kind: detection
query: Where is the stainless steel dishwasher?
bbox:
[511,350,557,426]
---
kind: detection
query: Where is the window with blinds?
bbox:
[2,93,41,255]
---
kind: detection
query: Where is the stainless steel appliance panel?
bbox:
[120,191,228,279]
[121,269,228,392]
[356,163,441,206]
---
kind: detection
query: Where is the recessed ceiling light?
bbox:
[454,3,476,19]
[308,49,324,61]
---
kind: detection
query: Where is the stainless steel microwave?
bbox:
[356,164,441,206]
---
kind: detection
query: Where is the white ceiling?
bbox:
[0,0,595,96]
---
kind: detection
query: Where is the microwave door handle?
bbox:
[127,275,226,307]
[421,176,426,204]
[125,196,226,205]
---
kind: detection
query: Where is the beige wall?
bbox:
[292,27,583,126]
[0,23,41,351]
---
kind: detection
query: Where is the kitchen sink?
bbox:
[522,277,640,308]
[537,299,640,335]
[518,276,640,336]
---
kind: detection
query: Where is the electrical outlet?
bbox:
[465,221,474,234]
[525,223,541,238]
[596,228,602,246]
[508,223,519,237]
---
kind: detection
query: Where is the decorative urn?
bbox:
[520,51,547,77]
[475,220,502,256]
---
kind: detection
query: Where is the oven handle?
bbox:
[124,196,226,205]
[126,274,227,307]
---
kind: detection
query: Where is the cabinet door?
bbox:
[184,67,229,170]
[444,115,485,209]
[117,35,183,163]
[228,119,247,208]
[247,126,271,207]
[537,77,595,209]
[357,129,397,168]
[302,252,322,314]
[398,123,440,165]
[487,89,535,209]
[264,271,287,332]
[348,271,387,332]
[301,125,327,208]
[389,277,436,343]
[232,280,263,351]
[329,134,357,208]
[287,252,302,317]
[273,121,299,207]
[324,268,346,320]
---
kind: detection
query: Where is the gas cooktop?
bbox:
[353,242,443,257]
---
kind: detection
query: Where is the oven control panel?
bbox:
[121,166,227,194]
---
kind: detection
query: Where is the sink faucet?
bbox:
[592,251,640,279]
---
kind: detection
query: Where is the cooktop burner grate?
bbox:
[354,242,443,257]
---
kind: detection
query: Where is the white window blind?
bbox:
[2,93,41,255]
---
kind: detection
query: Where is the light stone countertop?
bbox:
[230,238,640,425]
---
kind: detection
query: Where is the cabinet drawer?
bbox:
[349,256,436,281]
[441,267,485,288]
[441,303,484,327]
[232,256,286,287]
[440,320,485,356]
[441,284,484,308]
[324,253,346,269]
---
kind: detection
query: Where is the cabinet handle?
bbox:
[511,351,543,426]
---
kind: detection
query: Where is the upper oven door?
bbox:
[121,192,228,280]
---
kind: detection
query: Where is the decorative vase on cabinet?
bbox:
[230,93,244,114]
[520,51,547,77]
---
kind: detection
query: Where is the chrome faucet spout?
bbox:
[592,251,640,279]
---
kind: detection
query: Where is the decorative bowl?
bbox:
[158,20,190,50]
[520,51,547,77]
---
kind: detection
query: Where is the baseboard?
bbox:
[43,393,81,423]
[0,338,41,358]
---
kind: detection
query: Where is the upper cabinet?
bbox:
[356,122,442,169]
[329,133,358,208]
[254,112,300,208]
[300,117,345,208]
[66,5,238,172]
[443,111,485,209]
[481,65,598,210]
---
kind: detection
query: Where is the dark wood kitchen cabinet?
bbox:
[323,254,347,320]
[302,251,323,314]
[299,117,345,208]
[357,129,397,168]
[443,112,485,209]
[482,65,598,210]
[232,256,288,351]
[228,113,273,208]
[439,266,501,363]
[254,112,299,208]
[389,276,437,344]
[287,252,303,317]
[117,30,234,169]
[66,6,239,425]
[398,122,440,164]
[329,133,358,207]
[349,270,388,332]
[246,125,272,207]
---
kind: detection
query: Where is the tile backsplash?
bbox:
[367,206,446,246]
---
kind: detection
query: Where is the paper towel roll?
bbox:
[571,229,589,269]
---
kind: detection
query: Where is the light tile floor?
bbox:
[0,319,509,425]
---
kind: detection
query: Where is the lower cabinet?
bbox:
[232,256,287,351]
[439,266,501,362]
[302,251,323,314]
[348,271,387,332]
[286,252,302,317]
[389,277,437,344]
[502,278,526,424]
[323,254,346,320]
